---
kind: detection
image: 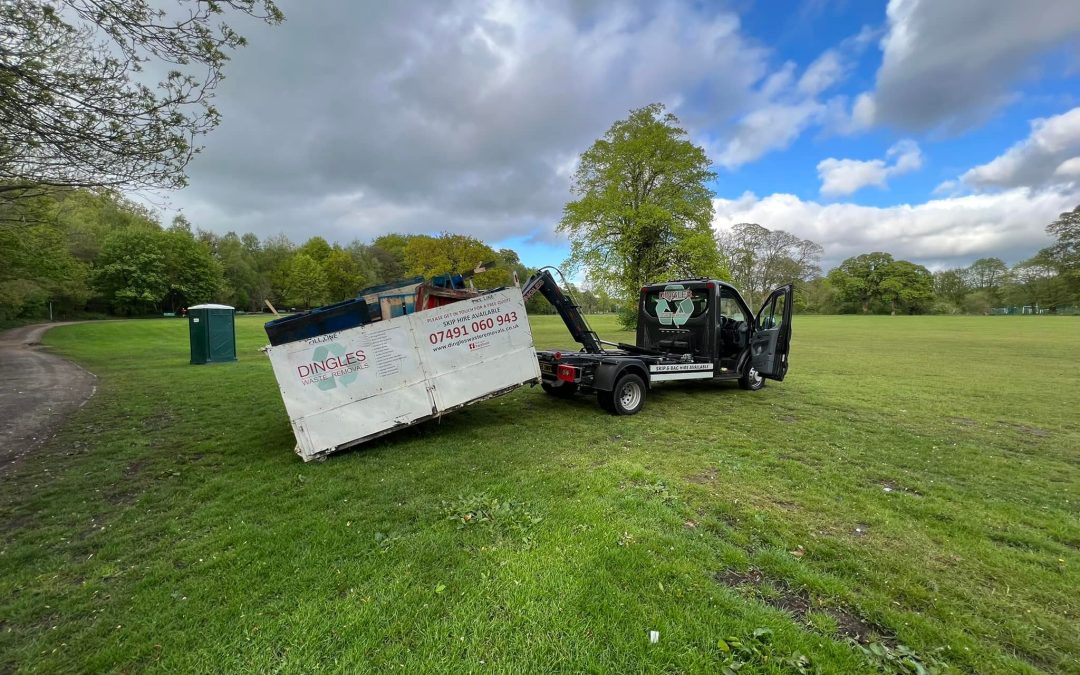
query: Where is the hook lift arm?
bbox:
[521,267,604,354]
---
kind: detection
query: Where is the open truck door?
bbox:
[750,284,793,381]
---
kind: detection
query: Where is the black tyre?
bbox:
[596,390,616,413]
[738,364,765,391]
[541,381,578,398]
[597,373,647,415]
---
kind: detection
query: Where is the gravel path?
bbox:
[0,323,96,471]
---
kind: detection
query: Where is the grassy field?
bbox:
[1,314,1078,673]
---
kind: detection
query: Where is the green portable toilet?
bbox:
[188,304,237,364]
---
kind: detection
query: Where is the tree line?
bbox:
[0,187,622,321]
[799,206,1079,315]
[0,189,481,318]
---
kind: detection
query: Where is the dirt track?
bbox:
[0,323,96,470]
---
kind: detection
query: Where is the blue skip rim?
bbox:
[264,297,372,346]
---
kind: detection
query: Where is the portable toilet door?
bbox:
[188,304,237,364]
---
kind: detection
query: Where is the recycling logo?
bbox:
[654,284,694,326]
[312,342,360,391]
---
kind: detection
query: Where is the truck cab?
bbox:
[527,268,793,415]
[637,279,792,385]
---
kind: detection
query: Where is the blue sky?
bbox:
[165,0,1080,272]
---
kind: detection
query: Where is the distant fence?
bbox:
[990,305,1076,315]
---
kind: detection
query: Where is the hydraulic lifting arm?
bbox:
[521,268,604,354]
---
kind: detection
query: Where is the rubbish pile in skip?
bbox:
[262,262,540,461]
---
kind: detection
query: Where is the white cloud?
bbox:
[887,139,923,173]
[713,27,871,168]
[960,107,1080,190]
[797,50,844,96]
[713,186,1079,269]
[816,139,923,196]
[716,101,826,169]
[816,158,888,197]
[1055,157,1080,178]
[165,0,777,244]
[854,0,1080,130]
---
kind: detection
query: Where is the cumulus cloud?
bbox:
[1056,157,1080,178]
[797,50,844,96]
[164,0,776,244]
[960,107,1080,190]
[716,101,826,169]
[854,0,1080,131]
[712,26,875,169]
[713,186,1079,269]
[816,139,922,196]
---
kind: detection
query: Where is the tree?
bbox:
[718,222,823,307]
[827,252,934,314]
[215,232,260,310]
[1,0,283,204]
[283,253,327,309]
[1007,255,1071,309]
[878,260,934,314]
[827,252,894,313]
[933,269,970,308]
[161,228,223,311]
[1044,205,1080,265]
[0,218,88,319]
[93,229,167,314]
[966,257,1009,303]
[1038,204,1080,302]
[371,234,412,280]
[796,277,837,314]
[344,240,384,285]
[323,246,367,301]
[258,233,295,304]
[559,104,723,324]
[497,248,530,287]
[298,236,333,264]
[402,233,508,286]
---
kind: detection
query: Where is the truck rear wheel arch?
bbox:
[593,362,650,392]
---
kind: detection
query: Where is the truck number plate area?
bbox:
[539,362,554,375]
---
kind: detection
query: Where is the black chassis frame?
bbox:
[534,278,789,394]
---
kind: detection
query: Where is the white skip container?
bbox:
[266,287,540,461]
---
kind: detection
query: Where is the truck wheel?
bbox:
[739,365,765,391]
[541,381,578,398]
[598,373,646,415]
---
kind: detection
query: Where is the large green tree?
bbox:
[371,234,412,280]
[258,233,295,305]
[826,252,894,314]
[215,232,261,310]
[322,246,368,301]
[0,219,88,319]
[283,253,328,309]
[93,229,168,315]
[402,233,507,287]
[161,227,223,311]
[878,260,934,315]
[827,252,934,314]
[559,104,723,324]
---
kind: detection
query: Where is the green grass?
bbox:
[1,314,1078,673]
